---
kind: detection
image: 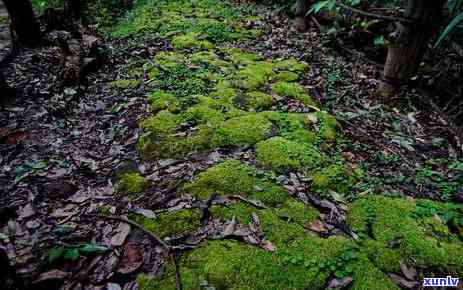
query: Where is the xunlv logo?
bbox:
[423,276,459,287]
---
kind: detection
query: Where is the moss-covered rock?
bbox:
[129,208,201,238]
[256,136,322,173]
[116,173,149,196]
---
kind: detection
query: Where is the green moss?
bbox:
[275,199,319,225]
[272,82,315,106]
[235,91,274,111]
[313,111,339,143]
[147,90,180,113]
[256,137,322,173]
[350,255,399,290]
[129,208,201,238]
[183,103,225,125]
[274,71,300,82]
[182,160,288,205]
[311,164,355,195]
[154,51,186,70]
[109,79,140,89]
[172,32,213,50]
[116,173,149,196]
[235,62,274,90]
[224,48,263,64]
[273,58,309,72]
[347,196,463,273]
[138,210,355,290]
[140,110,182,135]
[211,113,273,148]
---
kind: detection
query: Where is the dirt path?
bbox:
[0,0,462,289]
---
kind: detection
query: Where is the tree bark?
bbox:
[2,0,41,47]
[0,70,14,100]
[64,0,81,20]
[377,0,445,100]
[294,0,311,32]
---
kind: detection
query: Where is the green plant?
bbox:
[435,10,463,47]
[45,243,108,264]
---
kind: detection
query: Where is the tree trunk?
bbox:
[2,0,41,47]
[64,0,80,20]
[294,0,310,32]
[377,0,444,100]
[0,70,14,100]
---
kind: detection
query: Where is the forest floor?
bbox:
[1,0,463,289]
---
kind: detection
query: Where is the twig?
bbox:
[89,214,169,249]
[230,195,268,209]
[336,2,412,24]
[89,214,182,290]
[170,253,183,290]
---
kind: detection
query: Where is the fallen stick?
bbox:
[88,214,182,290]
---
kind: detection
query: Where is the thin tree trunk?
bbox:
[2,0,41,47]
[294,0,311,32]
[377,0,444,99]
[64,0,80,20]
[0,70,14,100]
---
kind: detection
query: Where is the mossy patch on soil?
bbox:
[129,208,201,238]
[115,173,149,196]
[109,79,140,89]
[347,196,463,273]
[256,136,322,173]
[182,159,288,206]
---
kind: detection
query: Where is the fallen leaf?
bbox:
[399,260,416,280]
[32,269,70,285]
[18,203,35,220]
[327,276,353,289]
[223,215,237,236]
[111,222,131,246]
[305,220,329,234]
[133,208,156,219]
[388,273,418,288]
[261,240,276,252]
[117,242,144,274]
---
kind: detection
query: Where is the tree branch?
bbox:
[337,2,412,24]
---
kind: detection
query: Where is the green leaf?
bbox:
[47,247,65,264]
[435,11,463,47]
[25,161,47,170]
[374,35,386,46]
[79,244,108,255]
[335,270,345,278]
[64,248,80,261]
[0,233,9,242]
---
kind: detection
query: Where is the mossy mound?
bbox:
[109,79,140,89]
[138,200,400,290]
[182,160,288,206]
[115,173,149,196]
[111,0,260,42]
[256,136,322,173]
[129,208,202,238]
[138,48,336,165]
[347,196,463,273]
